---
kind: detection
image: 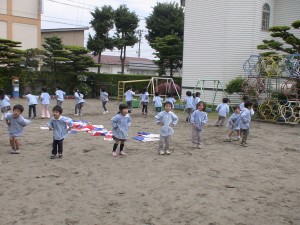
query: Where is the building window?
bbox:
[262,3,270,31]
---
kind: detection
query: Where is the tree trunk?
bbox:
[97,53,101,74]
[170,60,173,77]
[120,46,126,75]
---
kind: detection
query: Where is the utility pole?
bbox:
[136,29,143,58]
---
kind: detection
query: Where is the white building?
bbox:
[181,0,300,103]
[89,55,158,75]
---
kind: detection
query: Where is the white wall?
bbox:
[12,23,38,49]
[0,21,7,38]
[12,0,39,19]
[0,0,7,14]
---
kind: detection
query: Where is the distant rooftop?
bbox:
[90,55,154,66]
[41,27,89,33]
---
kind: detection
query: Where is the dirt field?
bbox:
[0,98,299,225]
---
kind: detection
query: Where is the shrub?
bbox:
[157,82,181,96]
[226,77,245,95]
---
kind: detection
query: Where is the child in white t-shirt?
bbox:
[214,98,230,126]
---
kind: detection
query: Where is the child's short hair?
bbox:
[244,100,253,109]
[52,105,63,114]
[41,87,48,92]
[164,101,173,108]
[119,103,128,111]
[233,105,240,111]
[101,88,106,92]
[56,86,61,90]
[166,93,172,98]
[186,91,192,96]
[222,98,229,103]
[13,104,24,113]
[242,96,249,101]
[127,86,132,91]
[155,92,159,96]
[196,101,206,111]
[195,92,200,97]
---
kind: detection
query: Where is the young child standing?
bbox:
[190,101,208,149]
[184,91,194,122]
[226,105,241,141]
[165,93,176,109]
[140,88,149,116]
[40,87,51,119]
[47,105,73,159]
[124,86,135,113]
[26,92,39,119]
[155,101,178,155]
[5,104,30,154]
[55,86,66,107]
[193,92,201,110]
[240,101,253,147]
[111,104,131,157]
[0,89,11,121]
[240,96,255,115]
[153,92,163,115]
[100,88,109,114]
[215,98,230,126]
[74,89,85,116]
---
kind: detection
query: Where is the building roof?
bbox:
[41,27,89,33]
[91,55,155,66]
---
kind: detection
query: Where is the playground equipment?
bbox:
[192,79,232,110]
[243,54,300,123]
[118,77,182,104]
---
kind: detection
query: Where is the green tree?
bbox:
[145,2,184,75]
[42,36,72,75]
[64,45,98,73]
[152,34,183,77]
[24,48,46,70]
[114,5,139,74]
[257,20,300,55]
[0,38,24,69]
[87,5,115,73]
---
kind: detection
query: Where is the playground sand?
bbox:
[0,99,299,225]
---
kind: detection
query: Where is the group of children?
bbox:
[1,84,254,158]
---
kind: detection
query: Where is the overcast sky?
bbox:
[42,0,181,59]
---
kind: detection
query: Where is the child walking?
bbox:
[74,89,85,116]
[190,101,208,149]
[184,91,194,122]
[55,86,66,107]
[5,104,30,154]
[0,89,11,121]
[240,101,253,147]
[100,88,109,114]
[226,105,241,141]
[111,104,131,157]
[153,92,163,115]
[165,93,176,109]
[124,86,135,113]
[26,92,39,119]
[40,87,51,119]
[140,88,149,116]
[215,98,230,126]
[47,105,73,159]
[155,101,178,155]
[193,92,201,110]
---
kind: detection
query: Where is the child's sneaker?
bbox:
[74,114,78,116]
[242,143,248,147]
[58,154,63,158]
[50,154,55,159]
[193,144,197,149]
[112,151,117,157]
[10,149,16,154]
[227,138,233,142]
[119,151,127,156]
[197,145,202,149]
[165,150,170,155]
[15,149,20,154]
[234,137,240,141]
[159,150,165,155]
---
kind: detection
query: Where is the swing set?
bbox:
[118,77,182,104]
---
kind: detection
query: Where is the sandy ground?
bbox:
[0,98,299,225]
